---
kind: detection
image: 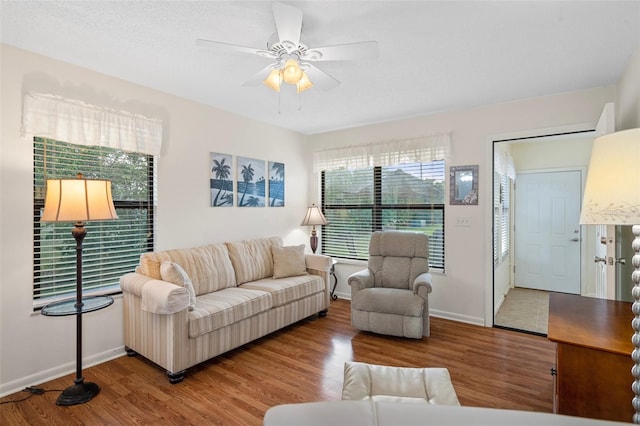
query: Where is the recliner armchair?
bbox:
[348,231,432,338]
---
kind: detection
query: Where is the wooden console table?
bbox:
[547,292,633,422]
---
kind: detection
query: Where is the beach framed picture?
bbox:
[237,156,266,207]
[268,161,285,207]
[210,152,234,207]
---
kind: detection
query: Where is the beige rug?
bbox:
[495,287,549,334]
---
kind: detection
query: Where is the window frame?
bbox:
[32,137,155,307]
[320,162,445,271]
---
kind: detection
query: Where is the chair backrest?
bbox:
[368,231,429,289]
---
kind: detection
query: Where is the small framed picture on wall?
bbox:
[210,152,234,207]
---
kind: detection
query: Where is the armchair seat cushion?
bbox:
[352,288,424,317]
[188,287,271,338]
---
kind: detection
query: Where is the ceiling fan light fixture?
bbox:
[263,69,282,92]
[297,72,313,93]
[282,59,303,84]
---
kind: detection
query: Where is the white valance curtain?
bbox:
[313,133,451,172]
[22,93,163,156]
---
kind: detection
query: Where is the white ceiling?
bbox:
[1,1,639,135]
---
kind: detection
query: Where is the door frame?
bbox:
[484,123,595,327]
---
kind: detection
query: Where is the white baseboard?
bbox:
[494,293,506,316]
[0,346,126,398]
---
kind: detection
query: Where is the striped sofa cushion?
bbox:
[240,274,324,308]
[139,243,236,296]
[226,237,282,284]
[188,287,272,338]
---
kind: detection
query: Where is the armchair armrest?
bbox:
[348,269,373,292]
[412,272,433,298]
[120,272,190,315]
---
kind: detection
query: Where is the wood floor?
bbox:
[1,299,555,425]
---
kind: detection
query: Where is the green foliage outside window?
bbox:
[33,138,154,302]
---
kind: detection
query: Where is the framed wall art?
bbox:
[237,156,266,207]
[450,165,479,205]
[210,152,234,207]
[268,161,285,207]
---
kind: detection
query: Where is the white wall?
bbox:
[617,45,640,130]
[309,86,616,327]
[0,45,310,395]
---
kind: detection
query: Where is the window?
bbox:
[321,160,445,270]
[500,174,510,258]
[33,137,155,305]
[493,170,511,263]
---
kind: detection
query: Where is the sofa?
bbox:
[263,402,628,425]
[119,236,332,383]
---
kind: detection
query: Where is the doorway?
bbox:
[492,131,595,334]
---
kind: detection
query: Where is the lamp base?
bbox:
[56,380,100,406]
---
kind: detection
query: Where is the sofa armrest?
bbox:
[412,272,433,297]
[120,272,190,315]
[305,253,332,272]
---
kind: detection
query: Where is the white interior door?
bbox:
[515,170,582,294]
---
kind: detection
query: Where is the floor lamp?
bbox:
[578,128,640,423]
[40,173,118,406]
[301,203,328,253]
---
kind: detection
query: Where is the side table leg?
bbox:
[330,268,338,300]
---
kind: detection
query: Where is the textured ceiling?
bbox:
[1,1,639,134]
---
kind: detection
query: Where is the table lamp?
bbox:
[40,173,118,405]
[301,203,328,253]
[578,128,640,423]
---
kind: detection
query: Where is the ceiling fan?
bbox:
[196,2,378,94]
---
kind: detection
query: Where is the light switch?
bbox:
[455,217,471,227]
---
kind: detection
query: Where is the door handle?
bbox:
[594,256,606,263]
[616,258,627,265]
[570,237,580,242]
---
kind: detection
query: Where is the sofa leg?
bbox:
[125,346,138,357]
[167,370,185,384]
[319,309,328,317]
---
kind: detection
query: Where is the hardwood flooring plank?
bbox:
[0,299,555,425]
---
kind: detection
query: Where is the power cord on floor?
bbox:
[0,386,62,404]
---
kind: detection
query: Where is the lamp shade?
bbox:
[263,69,282,93]
[301,204,328,226]
[41,174,118,222]
[579,128,640,225]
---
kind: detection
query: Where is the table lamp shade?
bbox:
[41,175,118,223]
[579,128,640,225]
[301,204,328,226]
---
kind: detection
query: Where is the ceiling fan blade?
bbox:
[302,41,379,62]
[305,64,340,91]
[196,38,276,59]
[241,65,277,86]
[272,2,302,53]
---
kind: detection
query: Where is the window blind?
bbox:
[33,137,155,305]
[322,160,445,270]
[500,174,511,258]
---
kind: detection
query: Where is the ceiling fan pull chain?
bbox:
[278,86,281,115]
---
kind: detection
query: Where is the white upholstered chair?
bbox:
[341,361,460,405]
[347,230,432,338]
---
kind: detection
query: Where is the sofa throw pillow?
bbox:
[160,261,196,311]
[272,245,307,279]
